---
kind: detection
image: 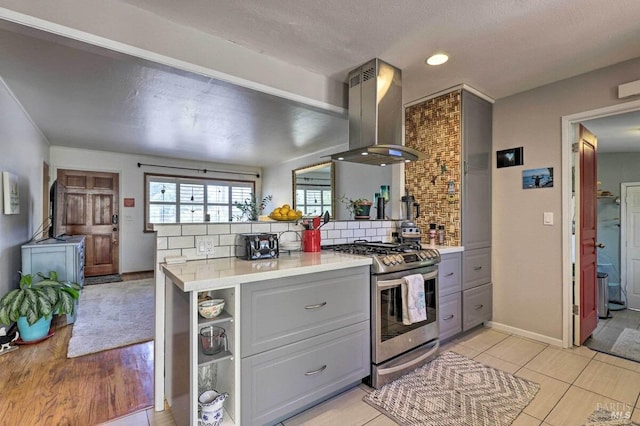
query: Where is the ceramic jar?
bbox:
[199,390,228,426]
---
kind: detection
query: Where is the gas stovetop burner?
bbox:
[325,240,440,274]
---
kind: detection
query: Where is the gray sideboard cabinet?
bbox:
[21,236,86,323]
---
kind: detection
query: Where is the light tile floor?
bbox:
[104,327,640,426]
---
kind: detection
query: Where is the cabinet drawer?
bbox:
[241,267,369,356]
[462,247,491,290]
[241,321,370,426]
[462,283,492,331]
[439,292,462,340]
[439,253,462,296]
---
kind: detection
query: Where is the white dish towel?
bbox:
[401,273,427,325]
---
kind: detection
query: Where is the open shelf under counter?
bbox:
[198,350,233,367]
[197,310,233,328]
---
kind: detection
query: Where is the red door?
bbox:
[578,124,598,344]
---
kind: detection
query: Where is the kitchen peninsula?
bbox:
[160,250,372,426]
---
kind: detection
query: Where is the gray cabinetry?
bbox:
[21,236,85,323]
[462,248,491,291]
[439,292,462,340]
[439,252,462,297]
[241,266,370,426]
[241,268,369,356]
[461,90,492,251]
[461,89,493,330]
[438,252,462,340]
[463,283,493,331]
[241,322,369,426]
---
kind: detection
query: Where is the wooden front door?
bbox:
[578,124,598,344]
[56,169,119,277]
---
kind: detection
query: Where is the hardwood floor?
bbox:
[0,272,156,425]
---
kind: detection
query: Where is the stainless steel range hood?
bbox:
[330,58,426,166]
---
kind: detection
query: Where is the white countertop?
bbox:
[424,245,464,255]
[162,251,372,293]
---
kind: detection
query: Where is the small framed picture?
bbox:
[523,167,554,189]
[497,147,524,168]
[3,171,20,214]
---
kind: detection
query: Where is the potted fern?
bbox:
[0,271,81,341]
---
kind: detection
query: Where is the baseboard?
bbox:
[486,321,563,347]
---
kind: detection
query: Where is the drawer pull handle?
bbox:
[445,272,454,277]
[474,266,482,271]
[443,314,455,320]
[304,365,327,376]
[474,304,484,310]
[305,302,327,310]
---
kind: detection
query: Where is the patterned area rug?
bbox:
[67,279,153,358]
[364,351,539,426]
[585,408,639,425]
[84,274,123,285]
[610,328,640,363]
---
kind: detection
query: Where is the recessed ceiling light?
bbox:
[426,53,449,66]
[380,163,387,167]
[337,157,344,161]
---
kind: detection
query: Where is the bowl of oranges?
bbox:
[269,204,303,221]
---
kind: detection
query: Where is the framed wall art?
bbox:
[522,167,554,189]
[3,171,19,214]
[496,147,524,168]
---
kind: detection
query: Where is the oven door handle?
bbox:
[376,341,440,375]
[377,270,438,290]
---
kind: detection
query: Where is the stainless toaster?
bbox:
[235,233,279,260]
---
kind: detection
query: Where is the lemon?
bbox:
[287,210,298,219]
[282,204,290,210]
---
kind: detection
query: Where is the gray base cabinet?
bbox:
[241,322,369,426]
[463,283,493,331]
[240,267,370,426]
[439,292,462,340]
[438,252,462,340]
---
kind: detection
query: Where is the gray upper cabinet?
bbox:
[461,90,492,251]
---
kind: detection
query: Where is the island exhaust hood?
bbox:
[330,58,426,166]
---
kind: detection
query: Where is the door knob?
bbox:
[596,242,605,249]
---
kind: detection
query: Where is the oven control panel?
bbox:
[374,249,440,273]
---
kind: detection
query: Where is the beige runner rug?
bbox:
[67,278,154,358]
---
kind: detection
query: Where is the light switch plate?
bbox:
[195,236,215,255]
[543,212,553,225]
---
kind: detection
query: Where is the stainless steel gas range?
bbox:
[326,241,441,388]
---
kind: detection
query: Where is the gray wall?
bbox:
[0,78,49,300]
[492,57,640,340]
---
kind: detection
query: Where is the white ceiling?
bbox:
[1,0,639,165]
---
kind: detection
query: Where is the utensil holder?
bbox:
[302,229,321,252]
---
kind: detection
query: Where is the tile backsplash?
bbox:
[155,220,399,263]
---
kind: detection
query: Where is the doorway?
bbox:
[56,169,120,277]
[562,99,640,351]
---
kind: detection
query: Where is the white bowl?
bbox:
[198,299,225,318]
[280,242,301,251]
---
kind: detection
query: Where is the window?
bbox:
[144,173,255,231]
[295,187,332,216]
